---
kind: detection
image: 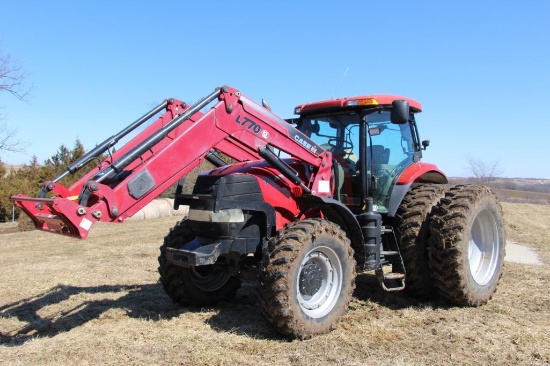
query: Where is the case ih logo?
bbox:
[294,134,319,155]
[261,130,270,139]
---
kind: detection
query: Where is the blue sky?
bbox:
[1,1,549,178]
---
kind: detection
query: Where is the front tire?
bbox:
[158,220,241,306]
[428,185,505,306]
[258,219,356,339]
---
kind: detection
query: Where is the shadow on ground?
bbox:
[205,283,282,340]
[0,273,444,346]
[353,273,442,311]
[207,273,446,339]
[0,283,185,346]
[0,281,281,345]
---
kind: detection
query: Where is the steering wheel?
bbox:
[327,138,353,152]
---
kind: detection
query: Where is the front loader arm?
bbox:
[12,86,333,239]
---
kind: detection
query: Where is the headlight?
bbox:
[189,208,245,223]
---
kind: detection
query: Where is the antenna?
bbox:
[332,66,350,99]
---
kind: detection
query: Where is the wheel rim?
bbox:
[189,266,231,292]
[468,209,500,286]
[296,245,343,318]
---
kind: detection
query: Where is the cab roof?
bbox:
[295,94,422,115]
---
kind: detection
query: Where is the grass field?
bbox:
[497,189,550,205]
[0,203,548,365]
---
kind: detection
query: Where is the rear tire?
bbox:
[258,219,356,339]
[428,185,505,306]
[393,184,446,298]
[158,220,241,306]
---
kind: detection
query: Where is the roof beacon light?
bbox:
[346,98,379,107]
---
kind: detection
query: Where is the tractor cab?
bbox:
[293,95,424,214]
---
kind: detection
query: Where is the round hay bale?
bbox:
[175,203,189,216]
[130,210,145,220]
[155,199,173,218]
[128,199,188,220]
[141,203,161,220]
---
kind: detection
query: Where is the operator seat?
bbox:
[333,160,346,202]
[331,150,357,205]
[357,145,391,171]
[370,145,390,166]
[321,143,358,204]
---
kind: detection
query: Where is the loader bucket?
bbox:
[11,195,95,239]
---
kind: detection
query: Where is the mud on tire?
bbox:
[393,184,446,298]
[428,185,505,306]
[158,220,241,306]
[258,219,356,339]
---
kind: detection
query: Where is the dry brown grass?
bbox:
[1,204,549,365]
[497,189,550,205]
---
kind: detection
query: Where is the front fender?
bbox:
[298,195,365,267]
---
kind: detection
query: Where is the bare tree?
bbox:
[0,123,24,153]
[0,47,31,155]
[0,52,30,100]
[466,156,503,186]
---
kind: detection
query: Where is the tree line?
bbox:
[0,139,86,222]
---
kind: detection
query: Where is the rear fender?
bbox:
[386,162,448,216]
[396,162,448,185]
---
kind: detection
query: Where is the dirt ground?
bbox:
[0,203,548,365]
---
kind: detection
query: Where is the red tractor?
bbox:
[13,86,505,339]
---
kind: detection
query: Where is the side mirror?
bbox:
[311,122,320,134]
[390,100,409,124]
[422,140,430,150]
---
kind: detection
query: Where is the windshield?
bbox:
[297,110,418,213]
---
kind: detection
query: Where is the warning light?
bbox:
[346,98,379,107]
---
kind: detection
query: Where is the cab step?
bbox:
[377,226,406,291]
[384,272,405,280]
[376,268,406,291]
